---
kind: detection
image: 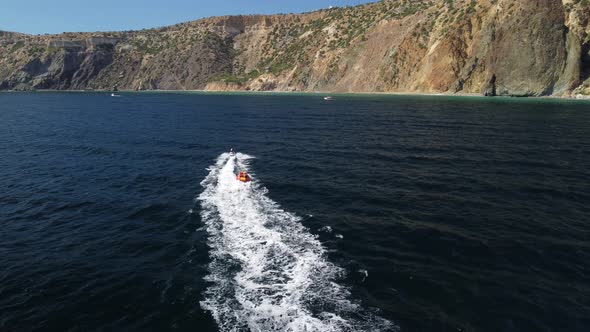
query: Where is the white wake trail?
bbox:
[198,153,395,332]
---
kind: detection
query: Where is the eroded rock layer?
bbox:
[1,0,590,96]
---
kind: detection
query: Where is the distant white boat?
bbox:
[323,96,333,101]
[111,93,121,97]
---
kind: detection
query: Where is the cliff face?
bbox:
[1,0,589,96]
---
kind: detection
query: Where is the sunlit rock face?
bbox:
[1,0,589,96]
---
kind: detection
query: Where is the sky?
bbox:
[1,0,378,35]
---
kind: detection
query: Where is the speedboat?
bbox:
[323,96,333,101]
[236,171,251,182]
[111,93,121,97]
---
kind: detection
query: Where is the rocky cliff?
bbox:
[1,0,590,96]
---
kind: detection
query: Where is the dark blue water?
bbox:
[1,92,589,332]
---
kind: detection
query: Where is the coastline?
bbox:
[3,88,590,103]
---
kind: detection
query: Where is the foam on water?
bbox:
[198,153,395,332]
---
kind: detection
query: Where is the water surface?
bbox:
[1,92,589,331]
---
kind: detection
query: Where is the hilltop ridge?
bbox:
[1,0,590,97]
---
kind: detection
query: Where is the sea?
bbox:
[1,92,589,332]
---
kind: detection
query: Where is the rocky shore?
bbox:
[1,0,590,97]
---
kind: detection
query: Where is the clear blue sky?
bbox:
[1,0,378,35]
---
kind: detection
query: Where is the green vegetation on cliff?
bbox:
[1,0,590,96]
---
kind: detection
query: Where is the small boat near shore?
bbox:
[324,96,333,101]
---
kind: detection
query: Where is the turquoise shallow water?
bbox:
[1,92,589,331]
